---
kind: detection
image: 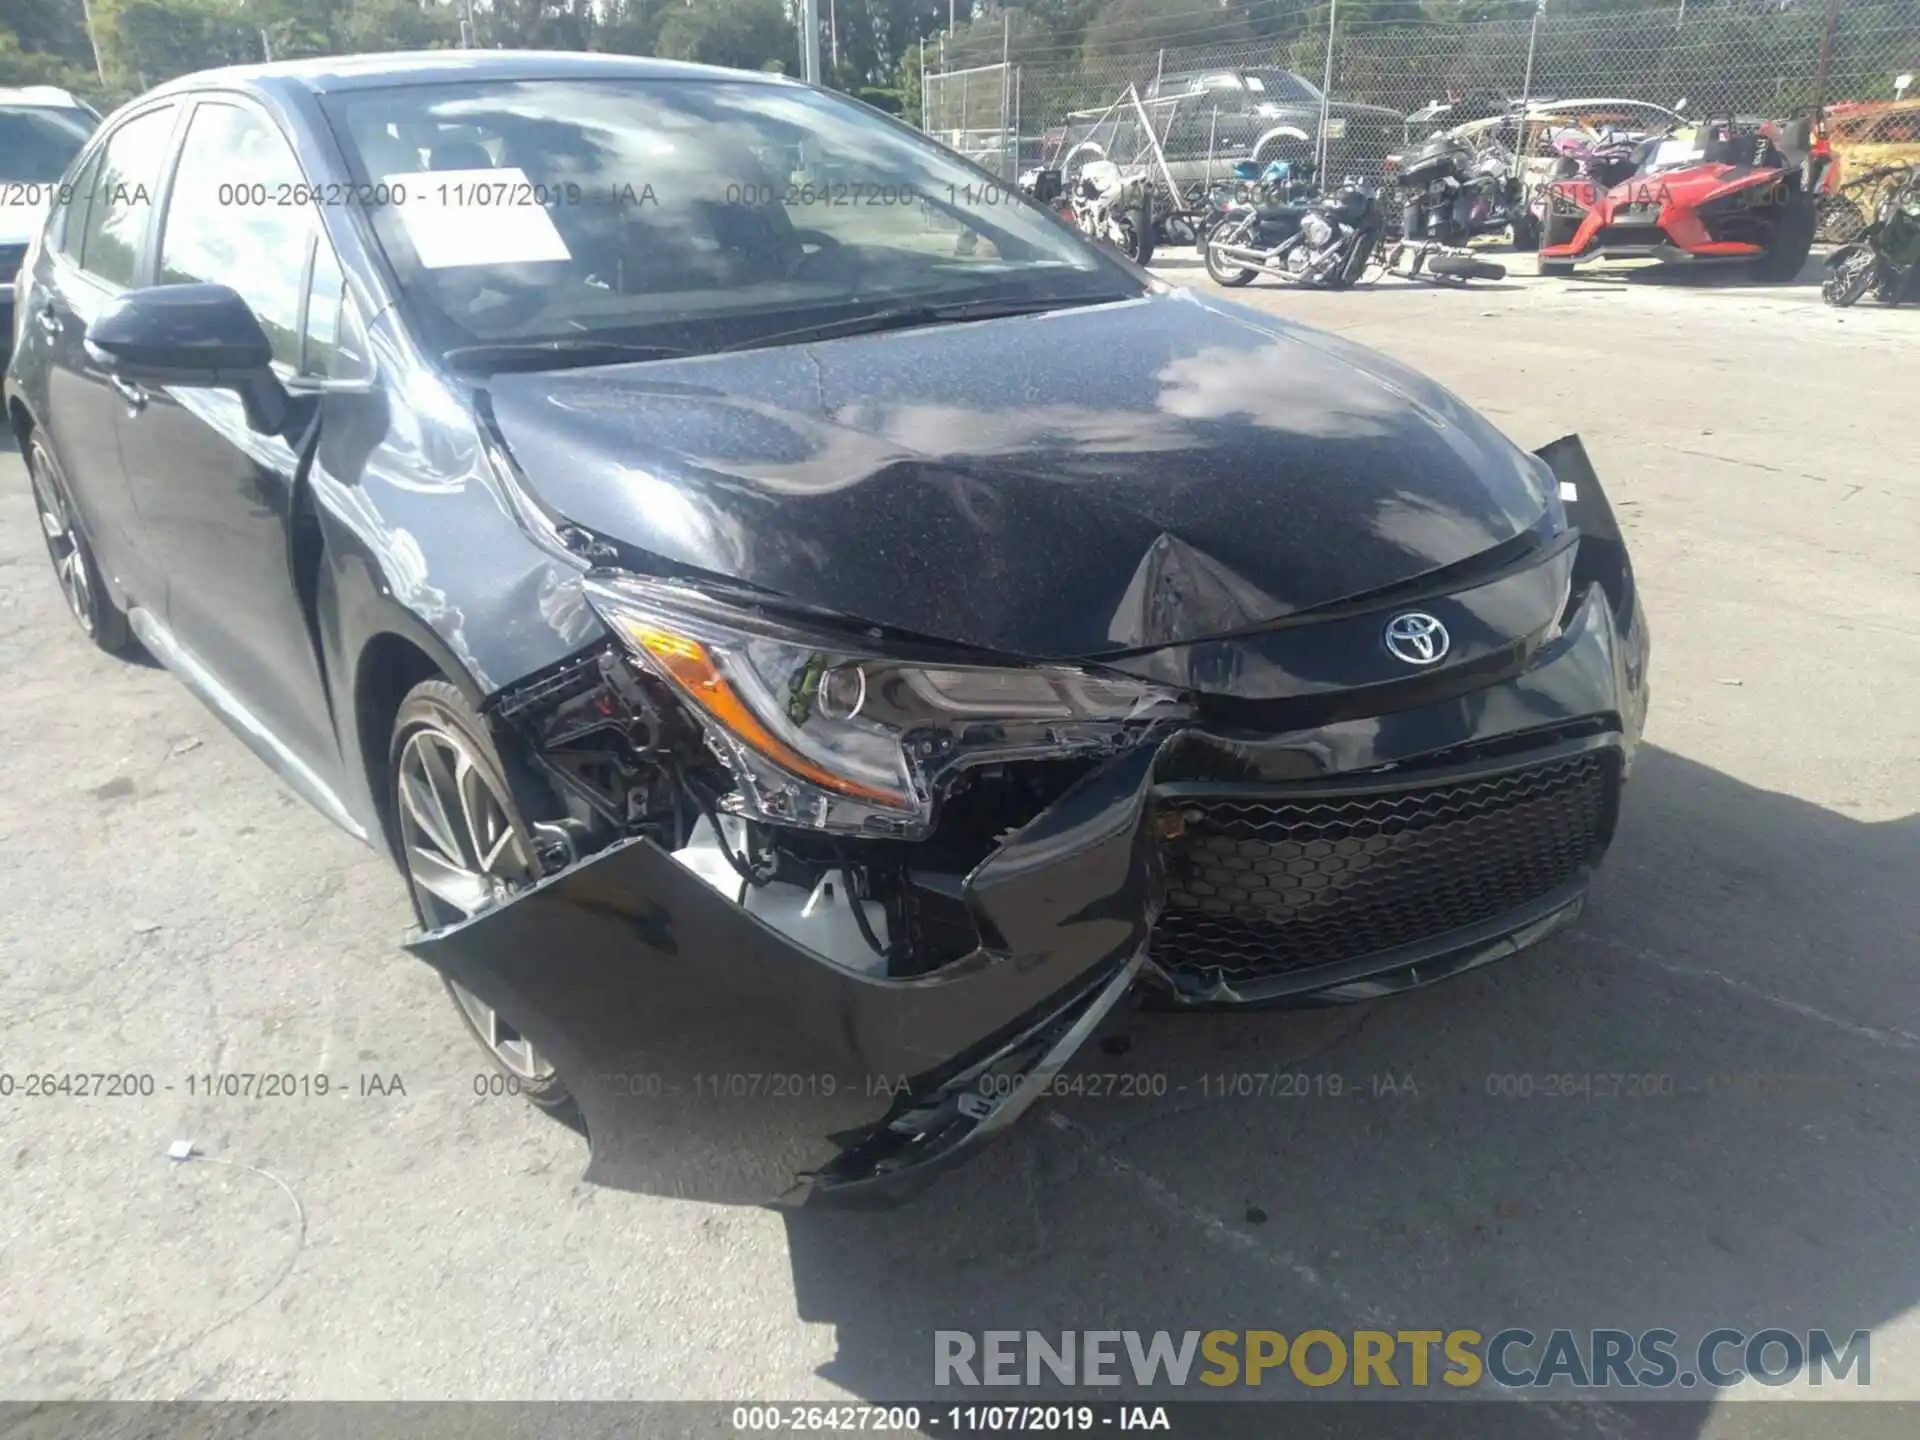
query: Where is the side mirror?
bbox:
[85,283,288,433]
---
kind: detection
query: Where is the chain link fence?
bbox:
[923,0,1920,202]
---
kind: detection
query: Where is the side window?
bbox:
[50,147,103,261]
[159,102,313,369]
[74,106,177,287]
[301,241,346,378]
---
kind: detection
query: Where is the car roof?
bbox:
[0,85,89,108]
[142,48,794,100]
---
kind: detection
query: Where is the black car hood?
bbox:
[485,291,1553,659]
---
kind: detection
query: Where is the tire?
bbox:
[1538,212,1579,276]
[1822,249,1878,308]
[26,433,136,656]
[1428,254,1506,281]
[1204,219,1258,286]
[389,678,577,1118]
[1510,213,1542,252]
[1752,193,1817,283]
[1117,203,1156,266]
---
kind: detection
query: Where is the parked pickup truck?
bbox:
[1061,68,1403,187]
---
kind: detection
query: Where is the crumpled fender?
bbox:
[403,745,1163,1206]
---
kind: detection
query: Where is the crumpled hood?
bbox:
[485,291,1553,659]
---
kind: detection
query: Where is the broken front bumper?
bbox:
[408,439,1650,1208]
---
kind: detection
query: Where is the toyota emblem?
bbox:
[1383,612,1450,666]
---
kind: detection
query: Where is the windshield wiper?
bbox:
[719,294,1130,352]
[442,338,691,374]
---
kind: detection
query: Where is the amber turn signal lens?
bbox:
[619,620,907,807]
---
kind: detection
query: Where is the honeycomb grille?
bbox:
[1154,751,1614,986]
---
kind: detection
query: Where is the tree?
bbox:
[655,0,797,73]
[939,6,1050,71]
[1079,0,1252,62]
[0,0,96,68]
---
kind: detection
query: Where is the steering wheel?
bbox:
[783,228,844,278]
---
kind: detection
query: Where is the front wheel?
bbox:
[1114,203,1156,266]
[1204,218,1258,286]
[1752,194,1817,283]
[1822,248,1879,307]
[390,679,577,1118]
[1538,211,1580,275]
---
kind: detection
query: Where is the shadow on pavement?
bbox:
[780,744,1918,1435]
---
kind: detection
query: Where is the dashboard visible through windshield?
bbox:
[320,76,1138,362]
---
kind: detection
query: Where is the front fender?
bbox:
[403,743,1164,1207]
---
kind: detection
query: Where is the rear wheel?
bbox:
[1752,193,1817,283]
[1510,213,1542,252]
[390,679,576,1118]
[26,435,135,656]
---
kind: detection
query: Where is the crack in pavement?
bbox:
[1580,930,1920,1053]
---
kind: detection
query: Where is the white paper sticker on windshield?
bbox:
[1653,139,1703,168]
[390,167,572,269]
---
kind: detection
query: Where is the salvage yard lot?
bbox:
[2,258,1917,1427]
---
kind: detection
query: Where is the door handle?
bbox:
[107,374,148,411]
[35,304,61,336]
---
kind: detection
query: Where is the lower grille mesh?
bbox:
[1153,750,1614,986]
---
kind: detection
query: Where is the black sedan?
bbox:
[4,52,1649,1207]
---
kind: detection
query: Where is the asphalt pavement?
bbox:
[2,257,1916,1433]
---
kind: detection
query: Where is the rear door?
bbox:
[117,95,345,779]
[26,101,182,613]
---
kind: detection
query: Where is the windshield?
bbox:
[1241,71,1324,106]
[320,77,1139,359]
[0,106,97,182]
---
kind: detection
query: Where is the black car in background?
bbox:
[2,86,101,354]
[5,52,1648,1207]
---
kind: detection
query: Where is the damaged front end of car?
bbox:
[407,433,1648,1208]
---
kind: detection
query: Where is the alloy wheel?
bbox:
[30,460,94,635]
[394,724,554,1083]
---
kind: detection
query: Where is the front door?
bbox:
[114,97,343,780]
[29,103,182,613]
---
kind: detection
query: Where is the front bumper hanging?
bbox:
[407,436,1650,1207]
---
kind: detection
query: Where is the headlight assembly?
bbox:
[584,575,1189,838]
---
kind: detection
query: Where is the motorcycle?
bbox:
[1396,130,1529,248]
[1822,163,1920,306]
[1183,160,1321,248]
[1018,160,1156,264]
[1203,180,1390,290]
